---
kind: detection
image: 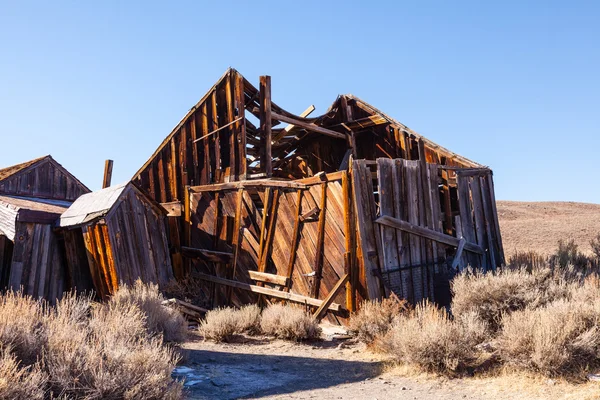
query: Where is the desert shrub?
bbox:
[451,267,573,331]
[348,298,408,344]
[199,307,241,342]
[199,304,262,342]
[0,290,183,399]
[549,239,594,270]
[260,304,321,341]
[379,302,487,374]
[0,347,46,400]
[498,297,600,377]
[590,233,600,261]
[44,299,182,399]
[110,280,187,343]
[507,251,548,270]
[0,291,46,366]
[235,304,262,334]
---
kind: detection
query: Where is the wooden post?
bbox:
[102,160,113,189]
[259,75,272,177]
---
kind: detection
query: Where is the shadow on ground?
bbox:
[175,346,383,399]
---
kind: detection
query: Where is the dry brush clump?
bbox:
[348,298,408,345]
[199,303,320,342]
[498,275,600,377]
[199,304,262,342]
[259,304,321,341]
[378,302,487,374]
[110,279,187,343]
[451,266,573,331]
[0,285,184,400]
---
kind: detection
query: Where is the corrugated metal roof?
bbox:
[0,155,48,181]
[59,182,128,227]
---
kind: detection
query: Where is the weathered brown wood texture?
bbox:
[8,223,67,303]
[129,68,504,315]
[0,156,89,201]
[353,157,504,304]
[187,172,357,320]
[62,184,174,300]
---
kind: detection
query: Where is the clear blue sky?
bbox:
[1,1,598,202]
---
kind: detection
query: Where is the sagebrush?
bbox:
[0,284,184,400]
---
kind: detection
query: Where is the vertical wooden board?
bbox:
[35,225,52,298]
[479,175,498,271]
[100,224,118,293]
[225,74,237,181]
[24,224,42,295]
[200,103,211,185]
[457,175,479,269]
[351,160,382,300]
[82,226,108,299]
[376,159,400,293]
[469,177,489,272]
[210,91,221,183]
[416,143,432,300]
[235,72,247,180]
[312,184,328,298]
[487,174,505,265]
[428,163,447,264]
[405,160,423,303]
[393,159,413,302]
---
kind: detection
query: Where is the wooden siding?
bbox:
[187,172,359,319]
[133,69,248,203]
[8,223,67,303]
[76,185,174,299]
[0,157,89,201]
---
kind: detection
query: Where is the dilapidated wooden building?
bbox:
[131,68,505,321]
[59,182,173,299]
[0,156,90,301]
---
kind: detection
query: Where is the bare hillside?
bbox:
[497,200,600,256]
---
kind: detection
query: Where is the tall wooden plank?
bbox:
[479,175,497,271]
[235,72,247,180]
[393,160,413,302]
[312,183,327,299]
[341,171,356,311]
[226,74,237,181]
[351,160,381,300]
[285,189,303,292]
[470,177,488,272]
[259,76,272,177]
[405,160,423,302]
[376,159,400,296]
[457,175,479,269]
[487,173,505,265]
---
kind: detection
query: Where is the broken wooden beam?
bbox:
[259,75,273,177]
[269,110,346,140]
[189,179,306,192]
[196,272,343,312]
[375,215,484,255]
[313,274,349,321]
[181,246,233,263]
[299,206,320,222]
[248,270,289,286]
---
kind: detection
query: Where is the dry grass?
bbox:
[451,267,573,331]
[260,304,321,341]
[348,298,408,344]
[0,286,183,400]
[199,304,262,342]
[378,302,487,374]
[110,279,187,343]
[498,276,600,377]
[0,347,46,400]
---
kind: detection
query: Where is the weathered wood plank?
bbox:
[196,272,343,312]
[248,270,288,286]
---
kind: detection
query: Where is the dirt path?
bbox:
[176,332,598,400]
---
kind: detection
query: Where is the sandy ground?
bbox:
[497,200,600,256]
[176,330,600,400]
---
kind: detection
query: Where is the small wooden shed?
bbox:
[0,155,90,301]
[59,182,174,299]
